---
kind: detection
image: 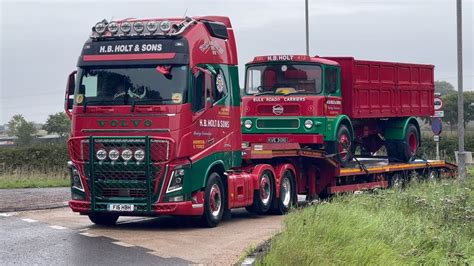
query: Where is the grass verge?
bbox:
[0,173,69,189]
[260,177,473,265]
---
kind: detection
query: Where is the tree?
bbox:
[7,114,37,146]
[435,80,456,96]
[43,112,71,138]
[442,92,474,132]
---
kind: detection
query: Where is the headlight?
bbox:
[304,119,313,129]
[109,149,120,161]
[120,22,132,34]
[134,149,145,161]
[121,149,133,161]
[146,21,158,32]
[70,166,84,191]
[167,169,185,193]
[133,21,144,33]
[244,120,253,129]
[96,149,107,160]
[94,22,106,34]
[107,22,119,34]
[160,20,171,32]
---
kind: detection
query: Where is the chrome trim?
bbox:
[192,204,203,209]
[166,169,183,194]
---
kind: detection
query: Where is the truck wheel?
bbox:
[88,213,119,226]
[247,170,274,214]
[200,172,224,227]
[272,170,295,215]
[387,123,419,162]
[427,169,439,181]
[326,124,354,167]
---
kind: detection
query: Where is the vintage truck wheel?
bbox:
[326,124,354,167]
[247,170,274,214]
[271,170,295,215]
[88,213,119,226]
[200,172,224,227]
[387,123,419,162]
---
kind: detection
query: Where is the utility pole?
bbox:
[305,0,309,56]
[456,0,466,180]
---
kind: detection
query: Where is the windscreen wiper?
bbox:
[131,99,173,112]
[82,100,117,112]
[255,91,276,96]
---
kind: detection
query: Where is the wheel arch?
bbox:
[273,163,297,199]
[330,115,354,141]
[384,117,420,141]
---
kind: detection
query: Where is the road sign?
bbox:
[433,110,444,117]
[434,135,440,142]
[431,117,443,135]
[434,97,444,111]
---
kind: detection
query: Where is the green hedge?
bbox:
[419,132,474,162]
[0,143,69,175]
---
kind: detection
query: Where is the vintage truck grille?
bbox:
[256,118,300,129]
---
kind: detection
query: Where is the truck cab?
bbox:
[241,55,353,164]
[65,16,241,227]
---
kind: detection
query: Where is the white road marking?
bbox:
[0,212,17,217]
[49,225,67,230]
[21,218,38,223]
[112,241,135,247]
[79,232,99,238]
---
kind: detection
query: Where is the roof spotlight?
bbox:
[160,21,171,32]
[107,22,119,34]
[94,22,107,34]
[120,22,132,34]
[133,21,144,33]
[146,21,158,33]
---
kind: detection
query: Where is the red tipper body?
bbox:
[324,57,435,118]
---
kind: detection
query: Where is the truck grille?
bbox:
[77,137,170,212]
[256,118,300,129]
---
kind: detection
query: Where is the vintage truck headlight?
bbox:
[244,120,253,129]
[304,119,314,129]
[167,169,185,193]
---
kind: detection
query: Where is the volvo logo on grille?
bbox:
[272,105,284,115]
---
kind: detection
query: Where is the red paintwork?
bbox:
[273,163,297,199]
[328,181,388,194]
[69,200,204,216]
[250,55,339,66]
[323,57,435,118]
[83,53,176,61]
[242,95,334,117]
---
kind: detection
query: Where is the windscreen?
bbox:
[74,65,188,106]
[245,64,322,95]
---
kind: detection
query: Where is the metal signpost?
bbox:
[432,96,444,160]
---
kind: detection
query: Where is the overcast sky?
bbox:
[0,0,472,124]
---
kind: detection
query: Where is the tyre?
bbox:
[427,169,439,181]
[247,170,274,214]
[389,172,405,189]
[325,124,354,167]
[200,172,224,227]
[88,213,119,226]
[271,170,295,215]
[387,123,419,162]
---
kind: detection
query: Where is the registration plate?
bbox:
[107,204,134,212]
[267,137,288,143]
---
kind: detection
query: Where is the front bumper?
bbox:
[69,199,204,216]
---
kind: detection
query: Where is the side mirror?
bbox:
[65,70,77,118]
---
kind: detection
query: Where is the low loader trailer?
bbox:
[65,16,456,227]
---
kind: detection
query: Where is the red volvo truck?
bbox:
[242,55,435,165]
[65,17,454,227]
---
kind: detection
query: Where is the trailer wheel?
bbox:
[389,172,405,189]
[387,123,419,162]
[200,172,224,227]
[88,213,119,226]
[272,170,295,215]
[427,169,440,181]
[326,124,354,167]
[247,170,274,214]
